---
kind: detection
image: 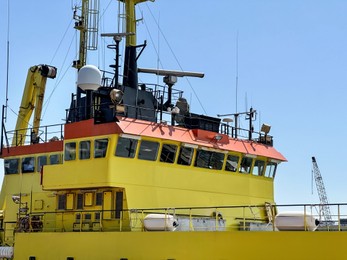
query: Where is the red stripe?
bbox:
[1,141,63,158]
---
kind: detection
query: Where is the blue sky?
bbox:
[1,0,347,208]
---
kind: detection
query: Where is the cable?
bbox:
[42,33,77,119]
[139,7,164,69]
[50,19,74,65]
[144,3,207,114]
[7,106,33,128]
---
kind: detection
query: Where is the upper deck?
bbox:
[1,80,285,162]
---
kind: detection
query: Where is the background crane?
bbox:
[311,156,332,223]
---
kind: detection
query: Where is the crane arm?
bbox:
[12,65,57,146]
[312,156,332,223]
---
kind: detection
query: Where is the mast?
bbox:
[73,0,88,69]
[72,0,99,121]
[73,0,99,70]
[122,0,152,89]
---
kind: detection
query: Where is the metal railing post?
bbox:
[215,208,218,231]
[141,210,145,231]
[338,204,341,232]
[120,210,123,231]
[272,205,275,231]
[189,208,193,231]
[243,207,246,231]
[45,125,48,142]
[303,205,307,231]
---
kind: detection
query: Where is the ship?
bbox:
[1,1,347,259]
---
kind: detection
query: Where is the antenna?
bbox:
[5,0,10,121]
[156,12,160,86]
[235,30,239,113]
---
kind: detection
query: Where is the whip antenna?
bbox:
[5,0,11,121]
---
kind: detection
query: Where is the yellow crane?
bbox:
[12,65,57,146]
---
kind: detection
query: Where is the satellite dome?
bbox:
[77,65,102,91]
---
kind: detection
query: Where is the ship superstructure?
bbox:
[1,1,347,259]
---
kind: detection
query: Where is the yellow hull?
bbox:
[14,231,347,260]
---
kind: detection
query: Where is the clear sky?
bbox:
[1,0,347,208]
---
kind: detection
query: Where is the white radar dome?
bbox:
[77,65,102,91]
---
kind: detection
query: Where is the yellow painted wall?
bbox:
[14,231,347,260]
[43,155,274,207]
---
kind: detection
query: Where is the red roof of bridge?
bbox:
[2,118,286,162]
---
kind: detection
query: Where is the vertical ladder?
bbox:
[86,0,99,51]
[73,0,99,69]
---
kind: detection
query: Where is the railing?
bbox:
[65,99,273,146]
[64,78,273,144]
[272,203,347,231]
[11,203,347,234]
[5,124,64,147]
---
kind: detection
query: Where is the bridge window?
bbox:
[50,154,61,165]
[115,137,138,158]
[83,213,92,222]
[225,155,240,172]
[58,194,66,210]
[195,150,224,170]
[22,156,35,173]
[138,140,159,161]
[96,192,103,206]
[239,157,253,174]
[37,156,47,172]
[94,138,108,158]
[253,160,265,176]
[160,144,177,163]
[115,192,123,219]
[4,158,19,174]
[76,194,83,210]
[265,162,277,178]
[79,140,91,160]
[177,147,194,166]
[75,213,81,223]
[64,142,76,161]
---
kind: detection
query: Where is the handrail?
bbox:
[11,203,347,233]
[4,123,64,147]
[65,99,273,145]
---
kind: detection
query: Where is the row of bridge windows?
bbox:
[3,138,108,174]
[4,153,62,174]
[4,136,278,178]
[111,136,277,178]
